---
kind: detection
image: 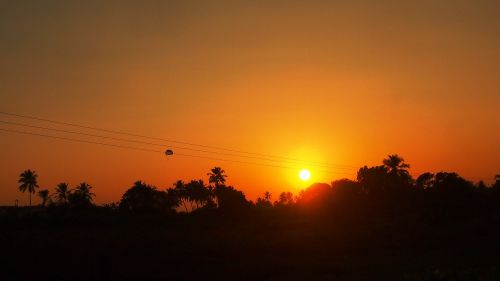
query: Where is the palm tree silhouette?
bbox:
[277,192,294,205]
[74,182,95,203]
[208,167,228,208]
[18,169,39,206]
[54,182,70,204]
[37,189,49,207]
[264,191,272,202]
[120,181,177,213]
[383,154,410,176]
[207,167,227,187]
[186,179,211,210]
[173,180,189,212]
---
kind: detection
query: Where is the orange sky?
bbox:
[1,1,499,205]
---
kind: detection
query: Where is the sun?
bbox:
[299,169,311,181]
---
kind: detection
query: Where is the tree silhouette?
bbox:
[416,172,434,189]
[120,181,176,214]
[357,165,389,194]
[207,167,227,187]
[433,172,473,192]
[320,179,362,211]
[68,182,95,207]
[18,169,39,206]
[37,189,50,207]
[185,179,212,210]
[276,192,294,206]
[213,185,248,210]
[296,183,332,206]
[331,179,360,199]
[75,182,94,201]
[165,187,181,210]
[172,180,189,212]
[256,191,272,208]
[383,154,410,175]
[208,167,228,208]
[54,182,70,205]
[356,155,413,196]
[383,154,413,187]
[264,191,272,201]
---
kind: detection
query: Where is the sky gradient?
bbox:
[1,0,499,205]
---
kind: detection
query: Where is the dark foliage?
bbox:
[214,185,250,210]
[68,182,95,208]
[119,181,177,214]
[5,159,500,280]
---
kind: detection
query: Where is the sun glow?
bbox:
[299,169,311,181]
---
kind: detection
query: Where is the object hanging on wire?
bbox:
[165,149,174,156]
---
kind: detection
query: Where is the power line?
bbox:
[0,127,355,175]
[0,111,359,169]
[0,127,162,153]
[0,119,354,170]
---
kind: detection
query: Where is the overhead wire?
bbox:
[0,127,355,175]
[0,119,353,170]
[0,111,359,169]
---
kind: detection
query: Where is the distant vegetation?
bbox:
[11,154,500,214]
[3,155,500,281]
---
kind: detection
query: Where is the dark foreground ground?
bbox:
[1,206,499,281]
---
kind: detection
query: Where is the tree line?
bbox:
[18,170,95,208]
[15,154,500,215]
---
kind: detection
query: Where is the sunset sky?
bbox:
[1,0,499,205]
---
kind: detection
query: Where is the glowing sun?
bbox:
[299,169,311,181]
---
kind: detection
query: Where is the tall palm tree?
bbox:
[383,154,410,176]
[37,189,50,207]
[207,167,227,187]
[207,167,227,208]
[18,169,39,206]
[54,182,70,204]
